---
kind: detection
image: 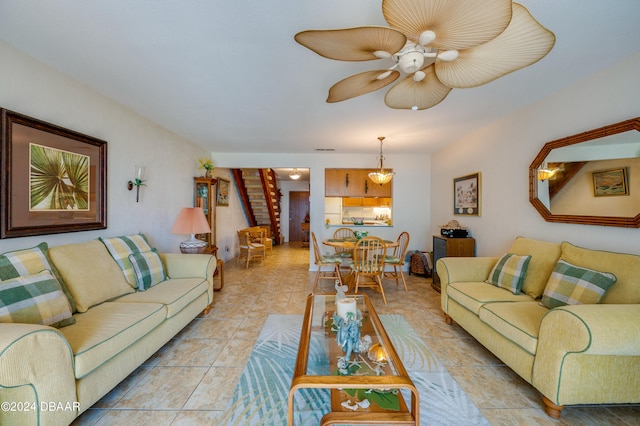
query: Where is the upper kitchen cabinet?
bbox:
[325,168,392,198]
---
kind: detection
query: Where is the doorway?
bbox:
[289,191,310,243]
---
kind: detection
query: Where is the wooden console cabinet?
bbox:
[432,235,475,293]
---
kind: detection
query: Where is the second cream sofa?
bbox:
[437,237,640,418]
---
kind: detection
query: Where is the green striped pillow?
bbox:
[541,260,616,309]
[485,253,532,294]
[0,270,73,327]
[0,242,77,317]
[128,249,167,291]
[99,234,152,287]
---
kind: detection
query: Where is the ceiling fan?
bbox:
[295,0,555,110]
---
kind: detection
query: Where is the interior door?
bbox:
[289,191,310,242]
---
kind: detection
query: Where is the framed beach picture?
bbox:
[453,172,481,216]
[217,178,230,206]
[1,109,107,238]
[593,168,629,197]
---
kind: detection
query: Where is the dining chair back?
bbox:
[384,231,410,291]
[237,230,266,268]
[351,236,388,304]
[311,232,343,292]
[332,227,355,258]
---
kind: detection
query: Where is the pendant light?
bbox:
[368,137,395,185]
[289,168,301,180]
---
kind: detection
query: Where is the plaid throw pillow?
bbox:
[99,234,152,287]
[540,260,617,309]
[0,270,73,327]
[0,242,77,317]
[128,249,167,291]
[485,253,532,294]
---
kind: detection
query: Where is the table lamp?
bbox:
[171,207,211,253]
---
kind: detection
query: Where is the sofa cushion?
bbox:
[485,253,531,294]
[128,249,167,291]
[0,242,77,317]
[540,259,616,309]
[59,301,165,379]
[99,234,153,287]
[508,237,562,299]
[560,242,640,304]
[114,277,208,319]
[48,240,135,312]
[479,302,548,355]
[447,281,533,315]
[0,270,73,327]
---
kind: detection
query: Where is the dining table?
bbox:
[322,236,399,250]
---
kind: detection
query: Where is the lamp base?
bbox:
[179,239,207,254]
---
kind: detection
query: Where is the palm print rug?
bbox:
[221,314,489,425]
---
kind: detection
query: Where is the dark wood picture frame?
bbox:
[216,178,230,207]
[1,109,107,238]
[453,172,481,216]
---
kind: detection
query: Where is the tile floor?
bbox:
[73,243,640,425]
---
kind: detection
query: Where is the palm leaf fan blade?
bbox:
[384,67,451,110]
[435,3,555,88]
[295,27,407,61]
[327,70,400,103]
[382,0,512,50]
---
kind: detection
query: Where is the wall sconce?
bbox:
[127,165,146,202]
[537,163,558,181]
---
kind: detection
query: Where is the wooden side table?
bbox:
[432,235,475,293]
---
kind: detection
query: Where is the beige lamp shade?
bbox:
[171,207,211,253]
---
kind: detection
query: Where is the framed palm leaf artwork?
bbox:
[1,109,107,238]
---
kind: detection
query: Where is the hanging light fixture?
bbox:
[368,137,395,185]
[537,162,557,181]
[289,168,301,180]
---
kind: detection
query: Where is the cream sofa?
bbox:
[0,236,216,425]
[437,237,640,418]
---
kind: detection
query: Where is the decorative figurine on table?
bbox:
[333,297,363,373]
[335,281,348,302]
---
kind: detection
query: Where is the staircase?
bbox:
[231,168,282,245]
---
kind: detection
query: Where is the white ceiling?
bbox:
[1,0,639,155]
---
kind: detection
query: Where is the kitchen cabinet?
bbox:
[341,197,392,207]
[325,168,392,197]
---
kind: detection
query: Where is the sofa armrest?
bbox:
[0,323,77,425]
[160,253,217,297]
[437,257,497,299]
[533,304,640,403]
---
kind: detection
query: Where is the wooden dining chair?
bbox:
[311,232,343,292]
[237,230,266,268]
[351,236,388,304]
[384,231,410,291]
[332,227,355,258]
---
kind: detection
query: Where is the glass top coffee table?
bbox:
[288,294,419,425]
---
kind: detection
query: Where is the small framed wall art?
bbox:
[593,168,629,197]
[453,172,481,216]
[1,109,107,238]
[216,178,230,206]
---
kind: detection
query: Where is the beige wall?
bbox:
[430,53,640,256]
[0,41,210,254]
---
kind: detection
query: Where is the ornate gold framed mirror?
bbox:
[529,117,640,227]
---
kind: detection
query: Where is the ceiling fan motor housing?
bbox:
[395,45,427,74]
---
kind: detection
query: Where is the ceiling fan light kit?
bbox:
[295,0,555,110]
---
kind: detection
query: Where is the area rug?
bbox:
[220,314,489,425]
